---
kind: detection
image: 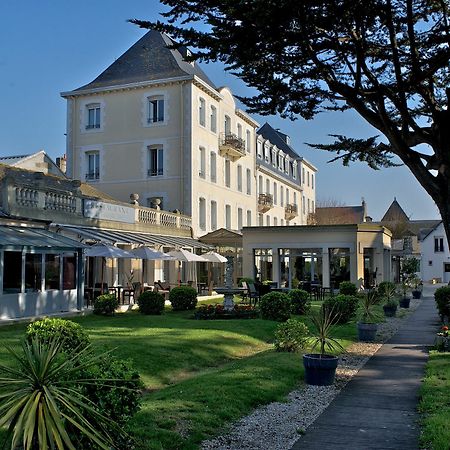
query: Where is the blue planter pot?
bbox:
[357,322,378,342]
[399,297,410,308]
[303,353,338,386]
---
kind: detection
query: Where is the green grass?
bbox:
[0,307,357,449]
[419,351,450,450]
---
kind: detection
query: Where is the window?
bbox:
[308,198,310,213]
[264,144,270,162]
[246,130,251,153]
[266,215,270,226]
[266,178,270,195]
[303,195,306,214]
[311,200,315,212]
[237,165,243,192]
[210,152,217,182]
[148,146,164,176]
[62,254,76,290]
[199,147,206,178]
[307,171,310,186]
[428,260,433,266]
[26,254,42,292]
[86,104,100,129]
[237,123,242,139]
[225,159,231,187]
[311,173,315,189]
[247,210,252,226]
[258,175,263,194]
[225,205,231,229]
[238,208,243,230]
[280,186,284,206]
[257,141,263,158]
[246,169,251,195]
[286,188,290,205]
[278,153,284,170]
[302,167,305,184]
[294,192,297,208]
[224,115,231,134]
[148,96,164,123]
[86,151,100,180]
[272,149,277,167]
[3,251,22,293]
[199,198,206,231]
[273,182,277,205]
[434,237,444,252]
[199,98,206,126]
[45,254,60,290]
[211,201,217,230]
[210,105,217,132]
[258,214,263,226]
[293,162,298,180]
[274,217,278,226]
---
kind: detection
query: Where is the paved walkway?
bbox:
[291,285,440,450]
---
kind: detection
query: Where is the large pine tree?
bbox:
[131,0,450,239]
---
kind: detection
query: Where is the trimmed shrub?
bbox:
[434,286,450,321]
[69,355,143,450]
[274,319,309,352]
[26,318,90,352]
[93,294,118,316]
[339,281,358,296]
[137,290,165,315]
[260,292,291,322]
[377,281,396,296]
[289,289,311,315]
[323,294,359,324]
[169,286,198,311]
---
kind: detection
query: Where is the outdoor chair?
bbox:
[246,282,261,306]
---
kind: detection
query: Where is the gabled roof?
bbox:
[70,30,216,93]
[419,221,443,241]
[381,198,409,222]
[0,154,31,165]
[257,123,301,160]
[0,151,66,178]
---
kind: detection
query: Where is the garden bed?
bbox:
[194,303,259,320]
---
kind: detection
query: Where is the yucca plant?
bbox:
[359,291,383,324]
[308,306,344,356]
[0,337,120,450]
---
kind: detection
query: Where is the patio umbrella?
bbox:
[201,252,227,294]
[167,249,208,285]
[201,251,227,263]
[131,246,174,260]
[85,244,135,291]
[131,246,175,286]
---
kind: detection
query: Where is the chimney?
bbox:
[56,154,67,174]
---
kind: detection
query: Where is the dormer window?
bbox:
[148,96,164,123]
[86,104,100,129]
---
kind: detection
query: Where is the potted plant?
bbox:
[357,291,382,342]
[411,276,423,299]
[399,280,411,308]
[400,257,420,307]
[378,282,398,317]
[383,298,398,317]
[303,306,343,386]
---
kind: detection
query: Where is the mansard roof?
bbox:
[70,30,216,93]
[257,123,302,161]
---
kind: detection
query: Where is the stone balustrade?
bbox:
[137,207,192,230]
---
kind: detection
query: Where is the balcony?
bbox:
[258,193,273,213]
[219,133,246,161]
[285,203,298,220]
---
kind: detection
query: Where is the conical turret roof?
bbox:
[381,198,409,222]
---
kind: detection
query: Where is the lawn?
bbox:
[0,305,357,450]
[419,351,450,450]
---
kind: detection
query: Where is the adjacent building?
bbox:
[61,30,316,237]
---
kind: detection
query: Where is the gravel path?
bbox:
[201,299,421,450]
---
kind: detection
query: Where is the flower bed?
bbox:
[194,303,258,320]
[436,325,449,352]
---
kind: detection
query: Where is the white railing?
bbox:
[137,206,192,231]
[44,192,77,213]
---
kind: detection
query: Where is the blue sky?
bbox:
[0,0,441,221]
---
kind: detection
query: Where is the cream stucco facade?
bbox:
[61,31,317,237]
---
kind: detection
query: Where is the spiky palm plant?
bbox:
[308,306,344,356]
[0,338,118,450]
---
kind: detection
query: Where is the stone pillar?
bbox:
[271,247,280,286]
